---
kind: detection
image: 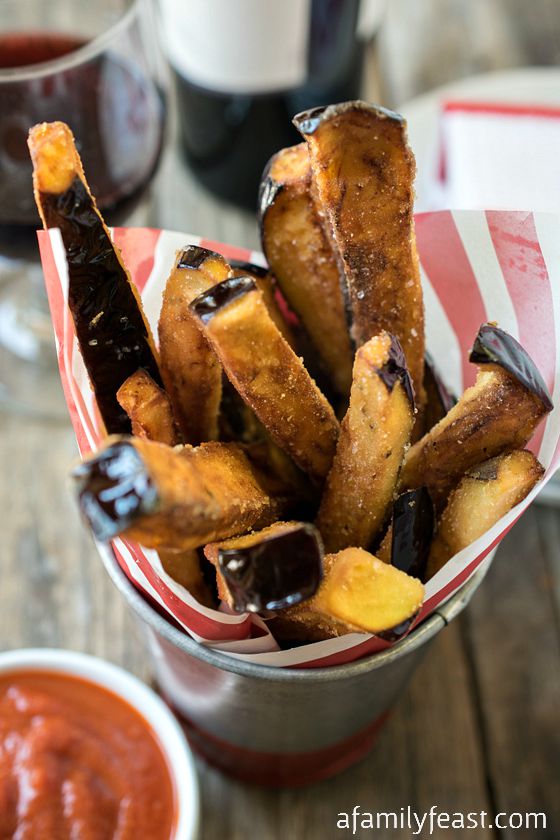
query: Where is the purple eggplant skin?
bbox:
[177,244,223,270]
[38,178,162,434]
[292,101,405,137]
[257,153,284,240]
[229,258,268,279]
[218,523,323,613]
[390,487,435,581]
[377,613,418,642]
[189,276,256,324]
[470,323,553,411]
[72,440,158,542]
[377,333,415,409]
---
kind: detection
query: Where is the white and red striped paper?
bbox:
[38,212,560,668]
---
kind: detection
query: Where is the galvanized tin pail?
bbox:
[102,549,492,787]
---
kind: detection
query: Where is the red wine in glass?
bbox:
[0,31,165,257]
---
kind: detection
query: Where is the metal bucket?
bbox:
[102,549,492,787]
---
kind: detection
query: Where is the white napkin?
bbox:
[437,101,560,212]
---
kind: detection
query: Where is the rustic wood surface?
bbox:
[1,1,560,837]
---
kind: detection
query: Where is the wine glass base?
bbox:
[0,271,67,421]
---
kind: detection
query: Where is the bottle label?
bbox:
[159,0,311,94]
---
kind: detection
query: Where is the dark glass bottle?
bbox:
[160,0,373,210]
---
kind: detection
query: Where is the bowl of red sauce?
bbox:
[0,648,199,839]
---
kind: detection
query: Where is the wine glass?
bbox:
[0,0,166,418]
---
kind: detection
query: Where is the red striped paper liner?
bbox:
[38,211,560,668]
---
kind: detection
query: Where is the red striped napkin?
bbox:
[439,101,560,212]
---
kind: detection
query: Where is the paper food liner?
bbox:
[38,211,560,668]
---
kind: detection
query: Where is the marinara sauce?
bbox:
[0,670,176,839]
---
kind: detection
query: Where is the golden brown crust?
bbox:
[269,142,309,181]
[117,369,180,446]
[316,332,414,552]
[400,365,548,507]
[158,248,230,443]
[128,438,283,550]
[192,284,339,482]
[29,121,83,195]
[276,547,424,641]
[260,144,353,394]
[296,103,425,402]
[426,450,544,579]
[268,610,351,643]
[75,436,283,551]
[230,264,296,349]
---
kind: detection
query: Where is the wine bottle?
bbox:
[159,0,384,210]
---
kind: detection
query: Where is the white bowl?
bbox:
[0,648,199,840]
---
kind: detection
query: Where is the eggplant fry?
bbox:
[190,277,339,483]
[158,549,215,608]
[401,325,553,506]
[158,245,231,444]
[117,369,180,446]
[273,547,424,642]
[379,488,435,578]
[72,437,283,550]
[294,102,425,402]
[230,259,296,349]
[470,322,553,411]
[204,521,323,613]
[316,332,415,553]
[28,121,161,434]
[426,450,544,579]
[259,143,352,394]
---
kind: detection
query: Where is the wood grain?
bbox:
[1,2,560,836]
[0,413,148,677]
[463,508,560,839]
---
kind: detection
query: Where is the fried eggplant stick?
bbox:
[294,101,425,401]
[271,547,424,642]
[316,332,415,552]
[401,324,553,506]
[230,259,297,349]
[73,437,283,550]
[190,276,339,483]
[426,450,544,579]
[377,487,435,579]
[117,369,180,446]
[29,121,161,434]
[259,143,352,394]
[158,245,230,443]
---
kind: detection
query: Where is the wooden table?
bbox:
[1,1,559,836]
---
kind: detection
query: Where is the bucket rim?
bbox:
[101,546,491,683]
